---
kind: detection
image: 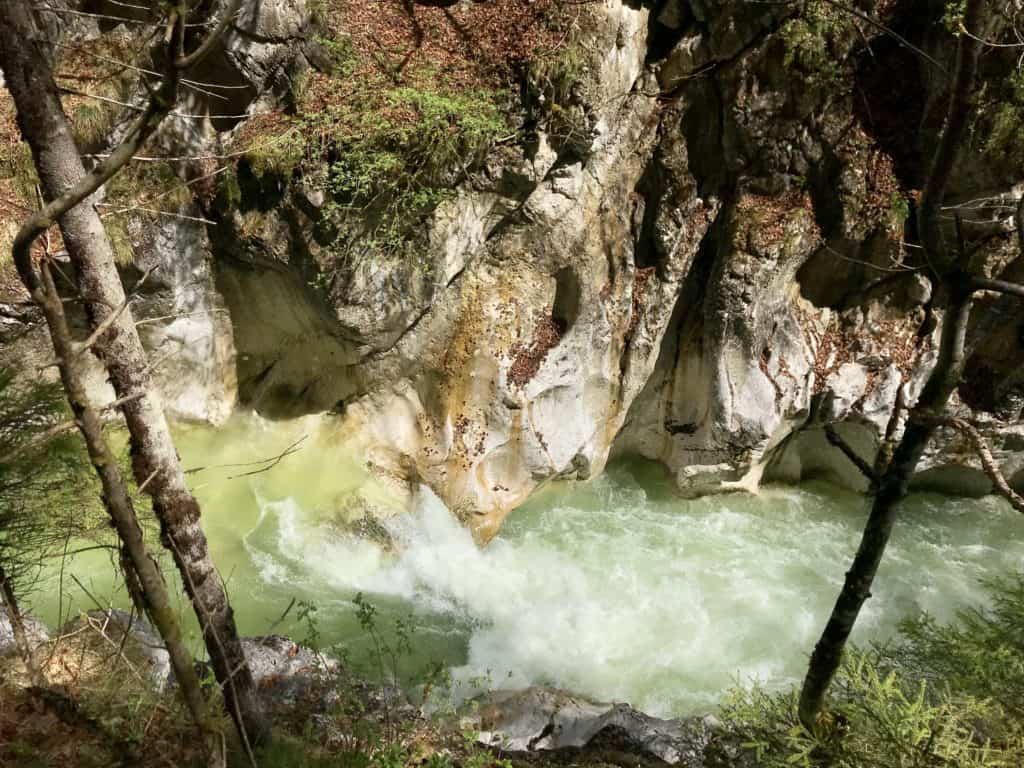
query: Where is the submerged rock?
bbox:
[469,687,713,766]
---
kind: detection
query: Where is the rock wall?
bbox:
[3,0,1024,539]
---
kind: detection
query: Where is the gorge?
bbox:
[2,0,1024,762]
[4,0,1023,540]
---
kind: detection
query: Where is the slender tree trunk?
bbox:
[798,0,986,728]
[0,0,268,747]
[798,289,973,728]
[0,563,37,682]
[121,545,150,625]
[10,256,221,755]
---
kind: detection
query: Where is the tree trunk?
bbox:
[0,0,269,747]
[797,0,986,729]
[6,254,221,755]
[0,563,37,682]
[798,289,973,728]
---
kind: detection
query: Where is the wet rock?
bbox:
[243,635,340,709]
[469,687,713,766]
[676,463,743,499]
[0,606,50,657]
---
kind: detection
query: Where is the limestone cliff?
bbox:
[2,0,1023,539]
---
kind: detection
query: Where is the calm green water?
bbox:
[31,414,1024,716]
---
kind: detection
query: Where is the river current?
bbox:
[34,414,1024,716]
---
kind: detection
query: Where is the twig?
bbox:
[266,597,297,635]
[184,435,308,478]
[99,204,218,225]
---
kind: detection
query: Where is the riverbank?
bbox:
[5,571,1024,768]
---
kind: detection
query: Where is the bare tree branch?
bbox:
[12,0,248,297]
[823,424,878,486]
[1017,193,1024,257]
[175,0,243,70]
[971,276,1024,298]
[926,416,1024,512]
[918,0,987,276]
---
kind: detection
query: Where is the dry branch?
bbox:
[929,416,1024,513]
[823,424,878,487]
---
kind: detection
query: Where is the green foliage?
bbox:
[373,742,408,768]
[240,55,508,270]
[0,369,102,587]
[256,735,344,768]
[779,2,854,91]
[978,67,1024,169]
[522,10,590,149]
[423,753,455,768]
[104,214,136,266]
[943,0,968,32]
[720,654,1017,767]
[889,192,910,229]
[717,576,1024,767]
[317,35,359,79]
[71,103,115,149]
[298,598,323,651]
[245,126,307,179]
[529,44,585,108]
[352,591,414,694]
[0,143,40,208]
[894,575,1024,722]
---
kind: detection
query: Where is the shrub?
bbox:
[716,576,1024,767]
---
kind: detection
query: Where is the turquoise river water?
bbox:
[31,414,1024,716]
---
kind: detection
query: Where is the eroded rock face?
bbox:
[124,0,1024,518]
[611,0,1024,499]
[204,0,724,539]
[4,0,1023,532]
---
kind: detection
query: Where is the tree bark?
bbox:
[7,254,221,755]
[798,289,973,729]
[798,0,986,730]
[0,0,268,748]
[0,563,37,682]
[932,417,1024,513]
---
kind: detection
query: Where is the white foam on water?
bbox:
[240,472,1024,717]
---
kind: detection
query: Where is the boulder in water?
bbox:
[469,687,713,766]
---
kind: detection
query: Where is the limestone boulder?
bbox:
[469,687,713,766]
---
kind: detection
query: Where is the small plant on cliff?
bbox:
[779,1,856,92]
[976,67,1024,169]
[238,61,508,272]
